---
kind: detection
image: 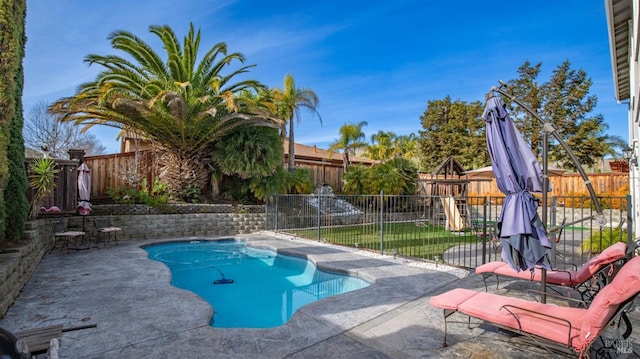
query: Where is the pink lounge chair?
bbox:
[475,242,628,302]
[430,255,640,357]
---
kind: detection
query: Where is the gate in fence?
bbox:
[265,192,633,270]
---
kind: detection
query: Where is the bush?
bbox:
[288,168,314,194]
[177,183,200,203]
[580,227,627,255]
[560,184,629,210]
[27,158,59,219]
[107,177,168,206]
[342,158,418,195]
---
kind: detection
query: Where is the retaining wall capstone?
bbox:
[0,204,266,318]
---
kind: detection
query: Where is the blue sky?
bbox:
[23,0,628,154]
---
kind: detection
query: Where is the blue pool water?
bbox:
[143,240,370,328]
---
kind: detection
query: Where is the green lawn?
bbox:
[288,221,480,260]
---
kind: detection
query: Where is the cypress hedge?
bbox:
[0,0,28,242]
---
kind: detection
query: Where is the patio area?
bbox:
[0,231,638,358]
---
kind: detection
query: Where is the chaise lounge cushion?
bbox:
[430,288,585,347]
[431,256,640,353]
[429,288,479,310]
[572,242,627,284]
[578,255,640,350]
[475,242,627,287]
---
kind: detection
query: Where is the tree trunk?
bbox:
[343,151,350,172]
[288,117,295,170]
[154,146,211,199]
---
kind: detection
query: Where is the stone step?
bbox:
[22,229,39,241]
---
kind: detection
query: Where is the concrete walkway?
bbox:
[1,232,638,358]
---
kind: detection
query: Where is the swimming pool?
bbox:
[143,240,370,328]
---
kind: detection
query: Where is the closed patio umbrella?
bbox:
[483,96,551,272]
[77,163,91,231]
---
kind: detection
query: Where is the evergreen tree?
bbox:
[503,61,544,155]
[418,96,487,171]
[506,60,615,169]
[0,0,28,242]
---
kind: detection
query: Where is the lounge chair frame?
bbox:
[476,242,629,303]
[432,255,640,358]
[435,291,636,358]
[480,259,625,303]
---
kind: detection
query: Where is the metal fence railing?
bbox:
[265,193,632,270]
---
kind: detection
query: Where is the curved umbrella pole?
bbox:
[490,83,607,229]
[488,82,608,305]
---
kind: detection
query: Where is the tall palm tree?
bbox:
[271,74,321,170]
[328,121,368,172]
[365,130,400,161]
[50,23,281,197]
[396,133,422,169]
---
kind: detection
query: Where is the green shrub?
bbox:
[342,158,418,195]
[177,183,200,203]
[107,177,168,206]
[107,186,140,205]
[580,227,627,254]
[27,158,60,219]
[288,168,314,194]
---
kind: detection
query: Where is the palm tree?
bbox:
[50,23,281,197]
[271,74,321,170]
[396,133,422,169]
[365,130,400,161]
[328,121,368,172]
[212,126,282,179]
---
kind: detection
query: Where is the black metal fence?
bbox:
[265,193,632,270]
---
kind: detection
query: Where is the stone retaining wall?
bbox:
[97,212,265,240]
[0,220,50,317]
[0,206,266,318]
[64,204,266,241]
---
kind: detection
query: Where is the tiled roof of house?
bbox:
[283,140,377,165]
[118,131,377,165]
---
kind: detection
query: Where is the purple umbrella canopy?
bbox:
[483,97,551,272]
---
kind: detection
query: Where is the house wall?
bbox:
[631,4,640,240]
[607,0,640,239]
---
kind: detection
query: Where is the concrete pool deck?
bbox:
[0,231,638,358]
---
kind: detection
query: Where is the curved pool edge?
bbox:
[137,238,216,327]
[140,236,374,328]
[132,233,455,333]
[141,236,377,285]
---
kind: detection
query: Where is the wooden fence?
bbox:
[83,151,157,201]
[83,151,346,200]
[464,173,629,197]
[25,158,79,213]
[30,152,631,209]
[84,150,628,200]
